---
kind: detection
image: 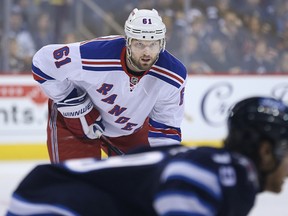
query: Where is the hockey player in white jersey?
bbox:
[32,8,187,162]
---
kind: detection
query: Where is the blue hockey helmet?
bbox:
[225,96,288,161]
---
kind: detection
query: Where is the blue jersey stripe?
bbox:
[149,119,181,132]
[154,190,215,216]
[157,51,187,80]
[32,64,55,83]
[148,72,181,88]
[10,194,78,216]
[148,131,181,141]
[161,161,222,200]
[82,66,123,71]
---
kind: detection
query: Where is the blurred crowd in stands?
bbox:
[1,0,288,74]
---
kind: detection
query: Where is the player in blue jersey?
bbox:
[6,96,288,216]
[31,8,187,162]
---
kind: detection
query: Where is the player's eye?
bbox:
[133,41,159,50]
[135,42,145,49]
[149,42,158,48]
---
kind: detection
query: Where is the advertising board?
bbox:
[182,75,288,143]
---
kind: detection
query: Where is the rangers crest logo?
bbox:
[130,76,139,85]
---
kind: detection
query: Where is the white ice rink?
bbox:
[0,160,288,216]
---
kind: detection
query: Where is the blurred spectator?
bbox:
[32,12,54,50]
[276,24,288,53]
[215,10,245,59]
[49,0,75,43]
[61,32,79,43]
[8,6,35,72]
[275,0,288,35]
[241,38,276,74]
[189,10,214,58]
[205,0,233,27]
[242,15,264,56]
[13,0,39,31]
[276,51,288,73]
[161,14,182,58]
[204,37,242,73]
[242,14,276,55]
[137,0,155,9]
[214,0,232,17]
[155,0,173,13]
[233,0,272,24]
[8,37,26,73]
[182,34,212,74]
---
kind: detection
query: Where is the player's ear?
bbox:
[258,141,276,172]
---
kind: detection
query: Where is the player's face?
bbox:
[129,39,161,71]
[264,154,288,193]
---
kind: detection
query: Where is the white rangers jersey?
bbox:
[32,36,187,146]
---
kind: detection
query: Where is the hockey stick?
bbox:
[95,130,125,156]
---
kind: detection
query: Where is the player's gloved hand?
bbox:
[90,116,105,138]
[56,89,105,139]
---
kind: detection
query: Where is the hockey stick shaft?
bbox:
[100,135,125,156]
[95,131,124,155]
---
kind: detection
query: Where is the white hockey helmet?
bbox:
[124,8,166,49]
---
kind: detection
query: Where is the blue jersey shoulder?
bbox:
[148,51,187,89]
[156,50,187,81]
[80,36,125,60]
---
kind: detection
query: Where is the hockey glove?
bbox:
[57,89,105,139]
